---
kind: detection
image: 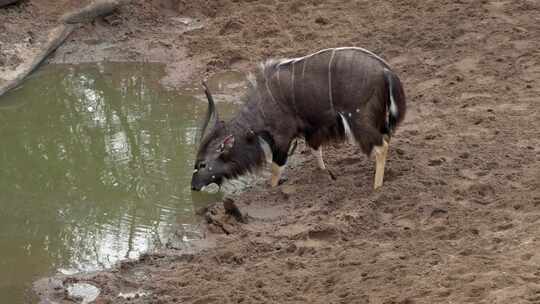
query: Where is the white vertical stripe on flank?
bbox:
[301,59,307,79]
[265,78,278,105]
[275,65,283,102]
[328,49,336,111]
[291,60,298,113]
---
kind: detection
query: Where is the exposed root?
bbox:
[0,24,74,97]
[0,0,125,98]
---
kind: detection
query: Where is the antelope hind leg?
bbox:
[312,147,338,180]
[373,138,389,190]
[271,163,285,187]
[311,147,326,170]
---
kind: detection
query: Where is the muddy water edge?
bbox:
[0,62,244,303]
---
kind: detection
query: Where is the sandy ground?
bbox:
[2,0,540,303]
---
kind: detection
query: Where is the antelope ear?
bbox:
[218,135,235,154]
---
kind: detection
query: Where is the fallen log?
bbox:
[0,24,74,97]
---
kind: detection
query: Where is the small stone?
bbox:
[430,208,448,217]
[459,152,470,159]
[315,16,329,25]
[66,283,100,304]
[428,158,444,166]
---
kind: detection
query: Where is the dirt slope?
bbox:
[13,0,540,303]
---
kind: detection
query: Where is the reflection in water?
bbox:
[0,63,239,303]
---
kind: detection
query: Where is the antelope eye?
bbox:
[198,162,207,169]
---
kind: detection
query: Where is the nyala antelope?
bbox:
[191,47,406,191]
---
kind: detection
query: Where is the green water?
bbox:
[0,63,240,303]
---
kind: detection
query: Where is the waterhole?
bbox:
[0,63,244,303]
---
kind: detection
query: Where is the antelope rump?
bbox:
[191,47,406,191]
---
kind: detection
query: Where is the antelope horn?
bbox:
[199,81,219,142]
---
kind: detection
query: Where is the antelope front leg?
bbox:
[271,163,286,187]
[270,143,290,187]
[373,138,389,190]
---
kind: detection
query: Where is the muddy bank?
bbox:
[2,0,539,303]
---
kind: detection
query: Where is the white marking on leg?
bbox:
[271,163,285,187]
[373,139,389,190]
[312,147,326,170]
[339,113,356,145]
[258,137,273,164]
